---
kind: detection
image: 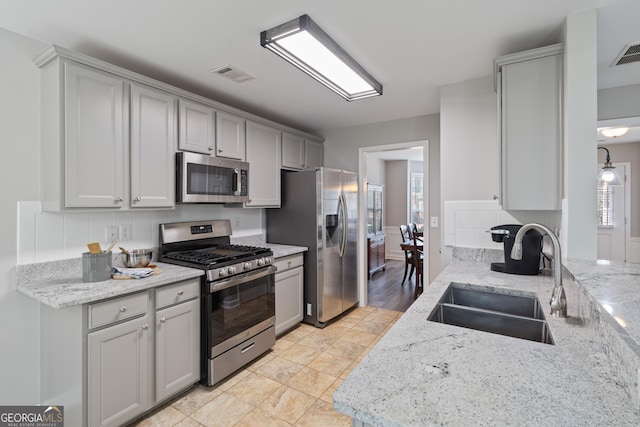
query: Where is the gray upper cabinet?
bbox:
[282,132,305,170]
[282,132,324,170]
[304,139,324,169]
[130,83,176,208]
[63,62,126,208]
[246,121,282,207]
[34,45,323,211]
[495,44,563,211]
[178,98,215,155]
[215,110,246,160]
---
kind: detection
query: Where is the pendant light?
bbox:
[598,146,623,186]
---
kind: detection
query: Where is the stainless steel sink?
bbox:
[428,283,554,345]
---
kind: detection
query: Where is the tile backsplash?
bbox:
[17,202,264,264]
[444,200,561,249]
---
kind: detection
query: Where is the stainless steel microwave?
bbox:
[176,152,249,203]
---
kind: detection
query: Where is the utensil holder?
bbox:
[82,252,112,282]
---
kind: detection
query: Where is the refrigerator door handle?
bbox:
[338,192,348,257]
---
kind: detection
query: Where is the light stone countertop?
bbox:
[333,249,640,426]
[16,238,305,310]
[232,235,308,258]
[16,259,203,309]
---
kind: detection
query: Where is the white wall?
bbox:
[562,9,598,260]
[0,28,47,404]
[385,160,408,227]
[598,84,640,121]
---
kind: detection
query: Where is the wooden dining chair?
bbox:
[400,224,422,285]
[406,235,425,299]
[399,225,415,284]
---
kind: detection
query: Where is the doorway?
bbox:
[357,140,429,307]
[597,162,630,261]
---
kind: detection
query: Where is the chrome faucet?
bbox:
[510,223,567,318]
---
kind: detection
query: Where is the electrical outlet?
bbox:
[106,226,120,242]
[306,303,312,316]
[234,217,240,227]
[430,216,439,228]
[120,224,131,241]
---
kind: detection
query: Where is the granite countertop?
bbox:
[16,237,306,310]
[334,249,640,426]
[232,235,308,258]
[16,259,203,309]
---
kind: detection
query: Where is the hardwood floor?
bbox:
[367,259,416,312]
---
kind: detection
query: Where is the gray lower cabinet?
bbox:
[88,313,151,427]
[40,278,200,427]
[88,278,200,427]
[274,254,304,336]
[155,296,200,402]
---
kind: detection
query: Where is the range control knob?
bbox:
[226,266,235,275]
[257,258,265,266]
[243,262,252,270]
[265,257,272,264]
[218,268,227,277]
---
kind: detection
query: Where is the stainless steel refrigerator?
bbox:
[267,167,358,327]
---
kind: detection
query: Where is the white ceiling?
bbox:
[1,0,639,135]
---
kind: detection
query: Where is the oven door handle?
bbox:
[209,265,277,293]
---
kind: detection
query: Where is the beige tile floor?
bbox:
[130,306,401,427]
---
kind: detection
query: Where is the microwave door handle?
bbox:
[233,168,241,195]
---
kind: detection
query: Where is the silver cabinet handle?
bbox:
[116,196,124,202]
[177,290,184,296]
[142,324,149,330]
[208,146,214,151]
[134,196,141,202]
[218,148,223,153]
[160,317,166,323]
[119,306,127,313]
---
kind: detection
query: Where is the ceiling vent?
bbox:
[210,65,255,83]
[613,41,640,66]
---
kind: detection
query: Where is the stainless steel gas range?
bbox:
[159,220,276,386]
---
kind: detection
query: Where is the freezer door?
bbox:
[341,171,359,309]
[319,169,344,323]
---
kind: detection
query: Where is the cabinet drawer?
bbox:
[156,278,200,309]
[274,255,303,273]
[89,292,149,329]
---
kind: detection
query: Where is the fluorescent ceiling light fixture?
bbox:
[600,127,629,138]
[261,14,382,101]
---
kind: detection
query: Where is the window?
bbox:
[597,178,614,227]
[410,172,424,230]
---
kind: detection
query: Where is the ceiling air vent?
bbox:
[210,65,255,83]
[613,41,640,66]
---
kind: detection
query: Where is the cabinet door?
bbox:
[88,315,150,427]
[500,51,562,210]
[282,132,305,170]
[275,266,304,336]
[156,298,200,402]
[246,121,282,207]
[178,99,215,154]
[130,83,176,208]
[304,140,324,168]
[216,111,246,160]
[64,62,125,208]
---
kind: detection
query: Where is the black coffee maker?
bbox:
[490,224,542,275]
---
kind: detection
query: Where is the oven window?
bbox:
[208,274,275,346]
[186,162,234,196]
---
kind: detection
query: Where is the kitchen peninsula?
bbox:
[334,248,640,426]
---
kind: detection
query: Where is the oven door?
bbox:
[177,151,249,203]
[204,265,276,358]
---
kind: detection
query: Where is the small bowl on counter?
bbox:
[120,249,154,268]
